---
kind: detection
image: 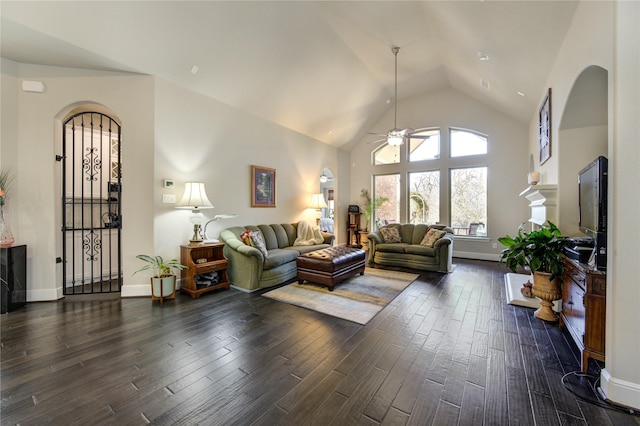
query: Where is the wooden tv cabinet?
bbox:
[560,257,606,372]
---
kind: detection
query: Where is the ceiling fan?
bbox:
[319,171,334,183]
[368,47,426,147]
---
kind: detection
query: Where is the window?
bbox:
[368,127,489,236]
[450,129,487,157]
[373,174,400,228]
[409,129,440,162]
[408,171,440,224]
[374,143,400,165]
[450,167,487,236]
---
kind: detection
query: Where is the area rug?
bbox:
[262,268,419,325]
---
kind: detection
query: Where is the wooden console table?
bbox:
[560,257,606,372]
[180,243,229,299]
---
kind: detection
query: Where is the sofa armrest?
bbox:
[220,229,266,291]
[321,231,335,245]
[367,231,384,264]
[433,233,454,272]
[224,237,264,260]
[433,233,453,249]
[367,232,383,244]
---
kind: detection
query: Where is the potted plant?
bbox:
[134,255,187,303]
[498,221,568,321]
[359,189,388,231]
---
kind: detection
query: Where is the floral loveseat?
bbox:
[219,223,334,292]
[367,223,454,272]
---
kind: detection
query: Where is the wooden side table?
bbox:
[180,242,229,299]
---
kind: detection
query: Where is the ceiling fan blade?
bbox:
[366,137,386,145]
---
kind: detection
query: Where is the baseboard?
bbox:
[121,283,152,298]
[599,368,640,411]
[453,250,500,262]
[27,288,63,302]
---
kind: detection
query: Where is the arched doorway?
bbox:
[558,65,608,236]
[60,111,122,295]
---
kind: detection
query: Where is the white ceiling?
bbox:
[1,1,579,149]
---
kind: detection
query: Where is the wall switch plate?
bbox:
[163,194,176,204]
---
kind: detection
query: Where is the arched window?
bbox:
[409,128,440,162]
[373,143,400,165]
[450,128,487,157]
[371,127,488,237]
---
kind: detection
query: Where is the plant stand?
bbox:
[151,275,176,304]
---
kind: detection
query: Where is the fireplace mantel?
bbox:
[519,184,558,227]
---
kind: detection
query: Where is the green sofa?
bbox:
[367,223,454,272]
[219,223,334,292]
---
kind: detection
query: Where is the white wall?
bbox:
[126,77,341,296]
[0,60,156,300]
[603,0,640,410]
[529,0,639,409]
[1,62,339,300]
[558,125,607,236]
[350,88,529,259]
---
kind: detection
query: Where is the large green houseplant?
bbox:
[498,221,568,321]
[134,255,187,303]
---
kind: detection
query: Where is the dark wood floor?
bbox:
[2,258,639,425]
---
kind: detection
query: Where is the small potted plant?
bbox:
[498,221,568,321]
[134,255,187,303]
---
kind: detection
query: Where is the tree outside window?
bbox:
[373,174,400,228]
[408,171,440,224]
[450,167,487,236]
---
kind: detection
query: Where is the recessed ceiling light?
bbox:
[481,79,490,90]
[190,65,199,75]
[477,51,489,61]
[517,91,526,97]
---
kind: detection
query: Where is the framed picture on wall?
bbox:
[539,88,552,165]
[251,165,276,207]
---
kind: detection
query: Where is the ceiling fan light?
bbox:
[387,135,404,146]
[319,173,328,183]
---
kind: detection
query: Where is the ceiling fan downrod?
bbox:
[392,46,400,132]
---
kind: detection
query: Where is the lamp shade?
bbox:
[176,182,214,211]
[309,193,328,210]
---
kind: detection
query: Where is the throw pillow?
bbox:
[420,228,446,247]
[380,227,402,243]
[249,230,269,259]
[240,229,252,245]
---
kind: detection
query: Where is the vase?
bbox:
[0,203,15,248]
[531,271,562,321]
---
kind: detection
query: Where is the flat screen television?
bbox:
[578,156,608,236]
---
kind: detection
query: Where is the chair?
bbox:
[468,222,480,236]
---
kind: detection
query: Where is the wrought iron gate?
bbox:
[61,112,122,295]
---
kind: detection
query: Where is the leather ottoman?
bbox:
[296,246,366,291]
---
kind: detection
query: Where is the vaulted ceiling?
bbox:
[1,1,579,149]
